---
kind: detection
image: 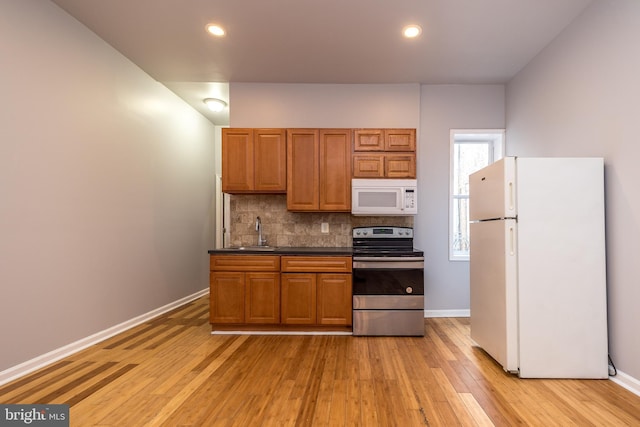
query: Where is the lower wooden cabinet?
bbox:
[317,274,353,325]
[210,255,280,325]
[245,273,280,324]
[210,254,352,329]
[209,271,245,324]
[281,256,352,327]
[281,272,352,326]
[210,271,280,324]
[281,273,316,324]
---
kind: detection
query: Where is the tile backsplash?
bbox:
[228,195,413,248]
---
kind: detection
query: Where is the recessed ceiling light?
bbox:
[206,24,226,37]
[203,98,227,112]
[403,25,422,38]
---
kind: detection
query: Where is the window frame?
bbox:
[449,129,505,261]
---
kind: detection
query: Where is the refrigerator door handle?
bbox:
[509,225,515,256]
[509,181,515,212]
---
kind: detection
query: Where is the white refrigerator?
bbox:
[469,157,608,378]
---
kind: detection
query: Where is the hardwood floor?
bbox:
[1,295,639,426]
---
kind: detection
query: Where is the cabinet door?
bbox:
[317,274,353,326]
[287,129,319,211]
[254,129,287,193]
[384,129,416,152]
[352,153,385,178]
[385,154,416,178]
[281,273,317,324]
[222,128,254,193]
[354,129,384,151]
[210,272,245,323]
[319,129,351,211]
[245,272,280,324]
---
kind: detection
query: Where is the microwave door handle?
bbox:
[400,189,405,211]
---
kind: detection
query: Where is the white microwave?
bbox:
[351,179,418,215]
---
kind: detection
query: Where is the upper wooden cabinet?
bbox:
[383,129,416,151]
[287,129,351,211]
[319,129,352,211]
[286,129,319,210]
[353,128,416,178]
[354,128,416,152]
[353,129,384,151]
[222,128,286,194]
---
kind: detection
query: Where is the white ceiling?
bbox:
[50,0,593,125]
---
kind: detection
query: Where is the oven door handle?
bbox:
[353,256,424,262]
[353,259,424,269]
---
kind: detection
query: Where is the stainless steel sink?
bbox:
[228,246,276,252]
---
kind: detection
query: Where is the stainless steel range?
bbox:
[352,226,425,336]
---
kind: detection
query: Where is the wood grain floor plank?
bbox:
[432,367,481,425]
[0,361,73,395]
[0,361,95,402]
[358,379,380,427]
[145,334,249,427]
[459,392,495,426]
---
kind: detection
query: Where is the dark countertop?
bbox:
[208,247,353,256]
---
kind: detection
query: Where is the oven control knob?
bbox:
[406,287,413,294]
[356,231,361,235]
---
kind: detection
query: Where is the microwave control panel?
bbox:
[404,189,416,209]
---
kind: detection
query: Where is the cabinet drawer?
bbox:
[281,256,352,273]
[210,255,280,271]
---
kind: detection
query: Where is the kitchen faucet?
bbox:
[255,216,267,246]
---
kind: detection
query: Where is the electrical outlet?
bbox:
[321,223,329,234]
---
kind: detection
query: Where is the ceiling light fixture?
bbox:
[403,25,422,38]
[206,24,226,37]
[203,98,227,112]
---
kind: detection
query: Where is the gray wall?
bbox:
[0,1,216,371]
[229,83,421,128]
[417,85,506,312]
[506,0,640,382]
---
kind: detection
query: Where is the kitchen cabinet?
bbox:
[222,128,287,193]
[353,128,416,178]
[210,255,280,325]
[280,273,316,324]
[287,129,351,211]
[280,256,352,326]
[353,128,415,151]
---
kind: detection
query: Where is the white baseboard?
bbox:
[425,309,470,318]
[0,288,209,387]
[610,370,640,397]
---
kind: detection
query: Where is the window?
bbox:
[449,130,505,261]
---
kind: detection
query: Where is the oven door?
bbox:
[352,257,424,295]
